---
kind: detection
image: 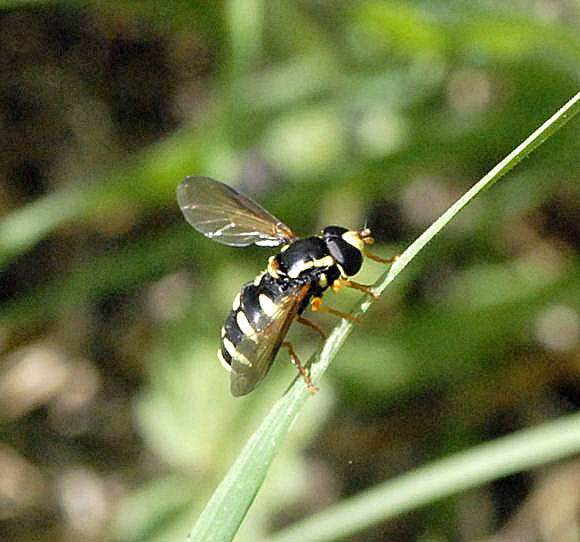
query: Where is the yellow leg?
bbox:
[360,231,399,265]
[297,316,326,341]
[282,342,318,394]
[365,249,399,265]
[332,278,379,299]
[310,296,362,323]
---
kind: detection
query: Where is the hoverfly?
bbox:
[177,176,396,396]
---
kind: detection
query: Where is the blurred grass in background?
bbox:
[0,1,578,541]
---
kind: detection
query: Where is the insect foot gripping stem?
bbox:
[310,296,362,323]
[331,278,379,299]
[282,342,318,394]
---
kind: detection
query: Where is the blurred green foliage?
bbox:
[0,1,578,541]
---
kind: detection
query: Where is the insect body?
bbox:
[177,176,395,396]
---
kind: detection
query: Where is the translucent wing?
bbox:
[230,282,311,396]
[177,176,296,247]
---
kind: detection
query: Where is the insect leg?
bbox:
[282,342,319,394]
[310,297,362,323]
[297,316,326,341]
[332,278,380,299]
[364,250,399,265]
[359,231,399,265]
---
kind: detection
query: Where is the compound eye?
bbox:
[325,236,363,277]
[322,225,348,238]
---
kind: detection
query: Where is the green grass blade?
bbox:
[268,411,580,542]
[370,90,580,301]
[188,93,579,541]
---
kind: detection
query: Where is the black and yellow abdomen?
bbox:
[218,271,316,396]
[218,273,288,371]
